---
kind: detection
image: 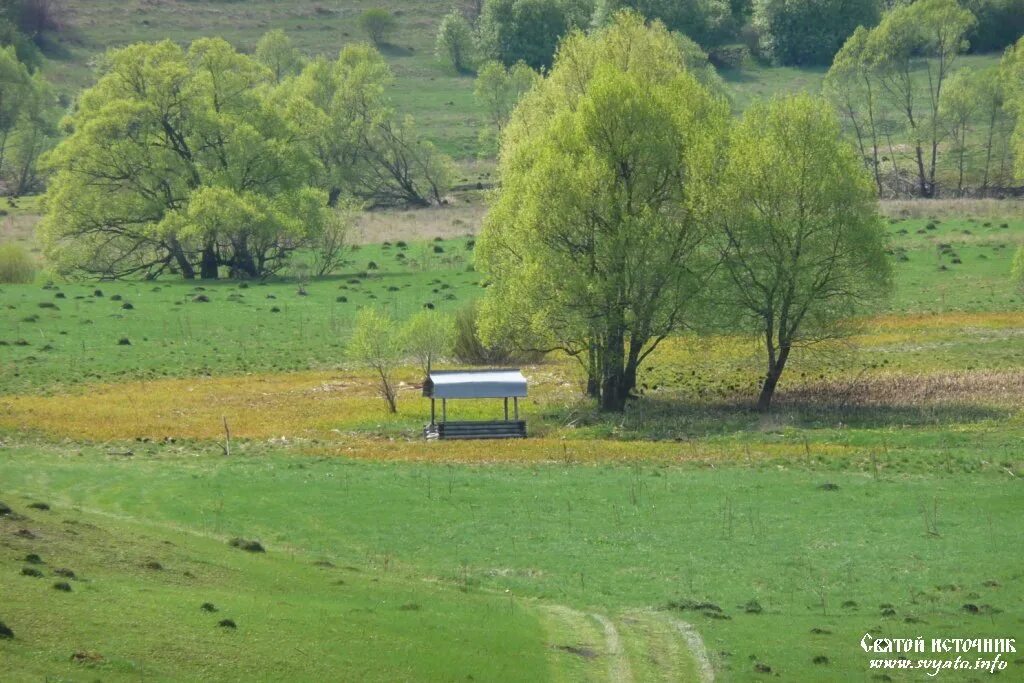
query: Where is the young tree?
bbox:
[403,309,455,376]
[0,45,32,182]
[436,10,476,73]
[474,60,539,152]
[40,39,327,280]
[1003,37,1024,180]
[476,12,728,411]
[255,29,304,83]
[8,71,56,194]
[360,8,397,47]
[716,95,892,412]
[348,307,404,413]
[860,0,976,197]
[826,26,885,195]
[940,68,978,196]
[313,204,353,277]
[972,66,1010,192]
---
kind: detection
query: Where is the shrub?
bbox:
[360,8,396,47]
[477,0,591,70]
[965,0,1024,52]
[436,9,476,73]
[453,301,542,365]
[0,243,35,283]
[753,0,880,66]
[708,43,749,69]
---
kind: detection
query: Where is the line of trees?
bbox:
[39,34,455,280]
[826,0,1021,197]
[476,12,893,413]
[437,0,1024,75]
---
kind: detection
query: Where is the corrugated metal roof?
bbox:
[424,369,528,399]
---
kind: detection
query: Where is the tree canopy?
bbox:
[477,12,729,410]
[41,38,327,280]
[715,94,892,411]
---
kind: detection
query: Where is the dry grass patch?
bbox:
[353,204,485,244]
[880,198,1024,220]
[779,369,1024,410]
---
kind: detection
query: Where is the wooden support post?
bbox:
[504,397,509,421]
[430,398,435,426]
[442,398,446,424]
[514,396,519,421]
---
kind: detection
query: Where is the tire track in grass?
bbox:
[664,615,715,683]
[590,612,633,683]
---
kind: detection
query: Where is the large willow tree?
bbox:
[41,38,327,280]
[476,12,728,411]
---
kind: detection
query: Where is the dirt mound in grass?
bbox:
[229,538,265,553]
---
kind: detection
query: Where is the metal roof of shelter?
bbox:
[423,369,528,399]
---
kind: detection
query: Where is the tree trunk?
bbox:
[169,238,195,279]
[914,144,930,198]
[586,343,600,398]
[230,238,259,279]
[757,345,791,413]
[598,329,632,412]
[200,243,219,279]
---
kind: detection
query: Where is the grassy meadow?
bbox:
[2,199,1024,680]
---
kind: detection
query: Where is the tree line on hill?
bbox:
[435,0,1023,73]
[449,0,1024,197]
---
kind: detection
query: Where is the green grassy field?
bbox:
[2,213,1022,397]
[1,204,1023,680]
[1,444,1020,681]
[2,2,1023,680]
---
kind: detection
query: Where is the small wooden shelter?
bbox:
[422,369,528,440]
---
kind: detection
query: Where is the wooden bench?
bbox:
[424,420,527,440]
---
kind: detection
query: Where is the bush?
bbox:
[359,8,396,47]
[753,0,880,66]
[436,9,476,73]
[965,0,1024,52]
[0,243,35,283]
[453,301,542,365]
[477,0,591,70]
[708,43,749,69]
[597,0,740,47]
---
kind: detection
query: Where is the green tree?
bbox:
[360,8,397,47]
[255,29,304,83]
[348,307,404,413]
[0,45,31,181]
[716,95,891,412]
[40,39,327,280]
[753,0,880,66]
[477,0,592,70]
[1003,37,1024,180]
[595,0,738,47]
[970,66,1011,192]
[964,0,1024,53]
[284,45,454,207]
[476,12,728,411]
[474,60,538,152]
[436,10,476,73]
[7,70,56,194]
[939,68,978,196]
[859,0,976,197]
[403,309,455,375]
